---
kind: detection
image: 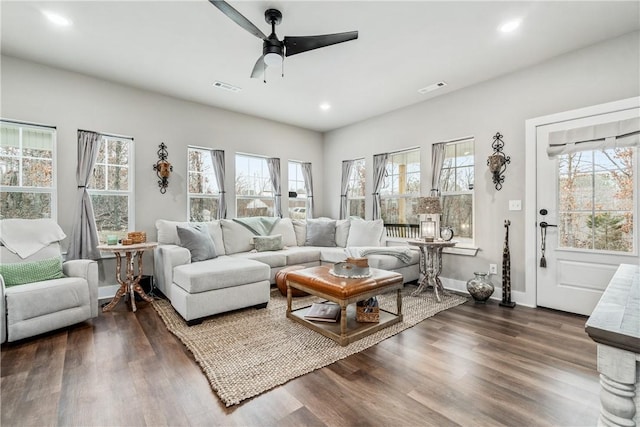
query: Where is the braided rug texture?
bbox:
[152,288,467,407]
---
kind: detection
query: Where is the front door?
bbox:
[535,104,639,315]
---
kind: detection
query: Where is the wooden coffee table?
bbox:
[286,265,403,346]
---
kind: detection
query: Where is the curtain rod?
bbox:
[1,118,56,130]
[78,128,134,140]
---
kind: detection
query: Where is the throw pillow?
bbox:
[253,234,283,252]
[305,219,337,247]
[0,257,65,287]
[177,224,218,262]
[346,219,384,247]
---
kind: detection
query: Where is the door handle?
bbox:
[539,221,557,228]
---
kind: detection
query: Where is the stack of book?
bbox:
[303,302,341,322]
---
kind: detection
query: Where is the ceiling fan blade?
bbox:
[284,31,358,57]
[208,0,267,40]
[250,55,265,78]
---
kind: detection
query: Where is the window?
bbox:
[558,147,635,253]
[380,149,420,224]
[88,135,134,242]
[440,138,474,240]
[0,121,56,219]
[288,161,306,219]
[235,153,274,217]
[347,158,365,218]
[188,147,220,221]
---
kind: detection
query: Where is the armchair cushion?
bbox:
[0,257,64,287]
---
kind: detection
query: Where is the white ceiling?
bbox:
[2,1,639,132]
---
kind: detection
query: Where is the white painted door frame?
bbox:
[524,96,640,308]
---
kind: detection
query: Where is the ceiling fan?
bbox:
[208,0,358,79]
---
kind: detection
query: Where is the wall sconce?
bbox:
[153,142,173,194]
[420,219,437,242]
[487,132,510,191]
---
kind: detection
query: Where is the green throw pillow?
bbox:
[253,234,283,252]
[177,224,218,262]
[0,257,65,287]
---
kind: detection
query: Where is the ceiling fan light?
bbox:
[264,52,283,66]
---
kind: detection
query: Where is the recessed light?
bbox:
[42,10,72,27]
[499,19,521,33]
[319,103,331,111]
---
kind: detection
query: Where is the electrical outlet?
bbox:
[489,264,498,274]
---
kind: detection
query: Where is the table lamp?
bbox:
[417,193,442,242]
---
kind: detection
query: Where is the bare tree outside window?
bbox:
[0,122,56,219]
[188,147,220,221]
[347,158,365,218]
[558,147,634,253]
[440,139,474,240]
[288,161,306,219]
[236,154,274,218]
[380,149,420,224]
[88,136,133,242]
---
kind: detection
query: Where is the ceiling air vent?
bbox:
[418,81,447,95]
[212,81,242,93]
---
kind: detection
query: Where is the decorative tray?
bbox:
[329,262,372,279]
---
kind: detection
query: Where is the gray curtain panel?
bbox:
[67,130,101,260]
[372,153,389,220]
[266,157,282,218]
[339,160,354,220]
[431,142,446,192]
[212,149,227,219]
[301,162,314,219]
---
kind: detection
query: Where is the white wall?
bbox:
[323,31,640,292]
[1,55,323,285]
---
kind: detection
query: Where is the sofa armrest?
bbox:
[63,259,99,317]
[154,244,191,298]
[0,274,6,344]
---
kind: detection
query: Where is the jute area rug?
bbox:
[152,287,467,407]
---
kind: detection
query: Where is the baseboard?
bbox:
[98,285,119,302]
[440,277,534,308]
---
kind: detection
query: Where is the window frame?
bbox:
[347,158,366,219]
[380,148,421,225]
[288,160,307,219]
[187,146,221,222]
[0,120,58,220]
[440,138,475,245]
[87,134,135,239]
[235,152,275,218]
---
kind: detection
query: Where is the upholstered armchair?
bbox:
[0,219,98,343]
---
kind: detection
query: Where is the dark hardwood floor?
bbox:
[1,295,600,427]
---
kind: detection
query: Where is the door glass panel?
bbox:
[558,147,635,253]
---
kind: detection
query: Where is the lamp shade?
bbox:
[417,196,442,214]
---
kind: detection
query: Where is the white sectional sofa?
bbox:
[154,217,419,325]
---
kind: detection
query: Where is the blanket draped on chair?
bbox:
[344,247,414,264]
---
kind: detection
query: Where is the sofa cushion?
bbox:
[220,219,256,254]
[292,220,306,246]
[346,219,384,247]
[305,219,336,247]
[173,256,269,294]
[231,251,287,268]
[253,235,283,252]
[319,247,348,264]
[156,219,226,256]
[283,247,322,265]
[335,219,351,247]
[177,224,218,262]
[0,257,64,287]
[271,218,297,247]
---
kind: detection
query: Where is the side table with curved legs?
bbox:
[97,242,158,312]
[408,240,457,302]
